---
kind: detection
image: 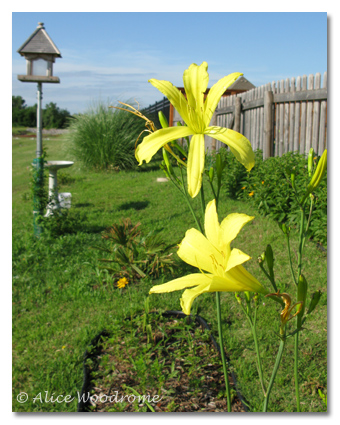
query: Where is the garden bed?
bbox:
[78,310,247,412]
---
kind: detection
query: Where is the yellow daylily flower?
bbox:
[149,200,267,314]
[136,62,255,198]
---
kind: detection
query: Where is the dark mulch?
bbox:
[80,312,246,412]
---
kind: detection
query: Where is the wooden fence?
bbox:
[214,72,327,158]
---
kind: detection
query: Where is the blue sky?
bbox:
[12,12,327,115]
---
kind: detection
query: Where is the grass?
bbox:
[12,134,327,412]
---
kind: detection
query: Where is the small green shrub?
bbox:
[65,101,147,171]
[218,150,327,248]
[38,209,87,237]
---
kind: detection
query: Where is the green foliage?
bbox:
[42,102,72,129]
[218,150,327,248]
[38,209,87,237]
[94,218,176,282]
[12,95,72,128]
[65,101,146,171]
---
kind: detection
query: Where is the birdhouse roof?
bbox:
[17,22,61,58]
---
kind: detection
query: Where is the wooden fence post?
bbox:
[234,97,241,134]
[264,90,274,159]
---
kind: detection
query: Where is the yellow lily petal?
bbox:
[183,62,209,121]
[149,273,211,294]
[180,274,247,315]
[177,228,223,275]
[135,126,192,164]
[149,79,190,126]
[205,126,255,171]
[226,265,268,294]
[187,133,205,198]
[204,72,242,126]
[225,248,251,272]
[220,213,254,246]
[180,281,211,315]
[204,199,221,248]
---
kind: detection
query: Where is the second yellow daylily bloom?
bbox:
[136,62,255,198]
[149,200,267,314]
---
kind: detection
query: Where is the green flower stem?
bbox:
[207,178,218,204]
[297,205,306,278]
[179,167,203,233]
[200,181,206,218]
[295,204,306,412]
[294,316,302,412]
[240,301,266,396]
[263,337,286,412]
[216,291,231,412]
[302,197,314,251]
[252,304,266,396]
[259,262,278,292]
[284,232,297,286]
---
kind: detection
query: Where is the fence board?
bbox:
[318,72,327,155]
[312,73,321,153]
[299,75,308,154]
[211,71,327,158]
[293,76,301,151]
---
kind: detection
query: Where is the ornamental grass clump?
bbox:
[65,101,146,171]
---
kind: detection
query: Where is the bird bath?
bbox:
[45,161,74,216]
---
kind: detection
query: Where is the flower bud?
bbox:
[235,293,242,305]
[291,167,296,188]
[265,244,274,277]
[244,291,251,303]
[297,274,308,318]
[209,167,214,183]
[162,148,172,172]
[307,290,322,315]
[258,251,265,264]
[303,150,327,203]
[158,111,169,128]
[308,148,314,177]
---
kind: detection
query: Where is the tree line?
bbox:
[12,96,73,129]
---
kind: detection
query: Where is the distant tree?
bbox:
[12,96,72,128]
[12,95,26,110]
[42,102,72,129]
[12,96,28,127]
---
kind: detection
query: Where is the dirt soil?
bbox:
[82,314,246,413]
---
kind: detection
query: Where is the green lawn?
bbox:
[12,135,327,412]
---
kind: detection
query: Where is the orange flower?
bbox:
[249,191,254,197]
[262,181,264,184]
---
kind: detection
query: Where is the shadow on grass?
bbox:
[81,224,108,234]
[118,201,149,211]
[74,202,95,208]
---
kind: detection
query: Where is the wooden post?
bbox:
[264,90,274,159]
[234,96,241,133]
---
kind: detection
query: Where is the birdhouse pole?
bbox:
[17,22,61,236]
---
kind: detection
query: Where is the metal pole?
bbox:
[33,82,44,237]
[36,82,43,157]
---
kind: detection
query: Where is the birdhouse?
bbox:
[17,22,61,83]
